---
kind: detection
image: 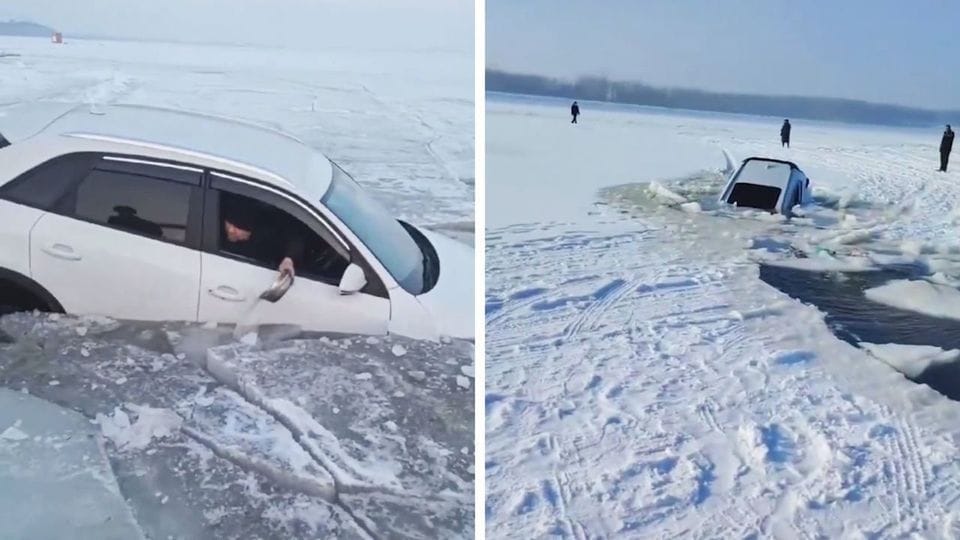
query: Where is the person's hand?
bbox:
[279,257,295,277]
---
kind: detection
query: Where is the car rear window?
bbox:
[70,169,194,244]
[0,153,99,210]
[727,182,782,211]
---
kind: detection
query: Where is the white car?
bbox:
[0,105,473,340]
[718,155,811,215]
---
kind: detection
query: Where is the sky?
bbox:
[488,0,960,110]
[1,0,472,52]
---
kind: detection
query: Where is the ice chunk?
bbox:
[647,181,687,204]
[865,279,960,321]
[95,405,182,450]
[860,343,960,378]
[1,426,28,441]
[456,376,471,389]
[762,255,876,273]
[680,202,702,213]
[392,344,407,357]
[900,240,923,257]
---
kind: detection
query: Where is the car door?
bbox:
[197,172,390,335]
[30,155,203,321]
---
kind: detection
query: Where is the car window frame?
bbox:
[0,152,102,211]
[49,154,205,249]
[202,170,389,298]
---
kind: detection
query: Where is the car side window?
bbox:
[216,190,349,284]
[63,166,197,245]
[0,153,99,210]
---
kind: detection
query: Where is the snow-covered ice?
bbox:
[486,94,960,538]
[0,35,474,234]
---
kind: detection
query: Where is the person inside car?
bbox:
[221,197,305,277]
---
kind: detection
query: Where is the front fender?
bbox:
[387,288,439,341]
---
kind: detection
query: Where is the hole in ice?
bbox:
[759,262,960,401]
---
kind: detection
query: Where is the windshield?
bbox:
[321,162,426,293]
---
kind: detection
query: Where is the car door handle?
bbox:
[208,286,246,302]
[40,243,82,261]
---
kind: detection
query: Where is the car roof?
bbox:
[33,104,333,198]
[742,156,799,170]
[733,157,798,190]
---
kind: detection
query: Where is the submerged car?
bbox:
[0,104,472,340]
[718,155,811,215]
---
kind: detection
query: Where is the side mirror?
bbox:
[339,263,367,295]
[259,270,294,303]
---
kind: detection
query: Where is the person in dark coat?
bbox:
[781,119,791,148]
[940,124,955,172]
[221,198,305,277]
[571,101,580,124]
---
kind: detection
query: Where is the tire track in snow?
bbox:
[560,278,631,342]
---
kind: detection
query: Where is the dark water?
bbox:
[758,263,960,400]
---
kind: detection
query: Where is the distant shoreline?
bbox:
[486,69,957,129]
[487,91,937,134]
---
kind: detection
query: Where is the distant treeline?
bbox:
[0,20,55,37]
[487,70,958,127]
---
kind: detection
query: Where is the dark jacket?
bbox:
[571,103,580,116]
[942,129,955,153]
[781,122,791,140]
[225,224,306,270]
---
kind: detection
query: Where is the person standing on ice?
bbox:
[939,124,954,172]
[780,119,791,148]
[571,101,580,124]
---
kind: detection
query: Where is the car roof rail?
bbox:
[0,132,9,149]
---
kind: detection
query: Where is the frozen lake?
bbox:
[486,93,960,538]
[0,35,474,539]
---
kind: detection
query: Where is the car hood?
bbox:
[415,227,474,340]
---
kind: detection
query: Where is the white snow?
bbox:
[865,279,960,320]
[486,94,960,539]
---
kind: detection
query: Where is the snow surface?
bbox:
[0,35,473,539]
[486,94,960,538]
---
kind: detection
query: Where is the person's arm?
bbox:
[279,235,306,275]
